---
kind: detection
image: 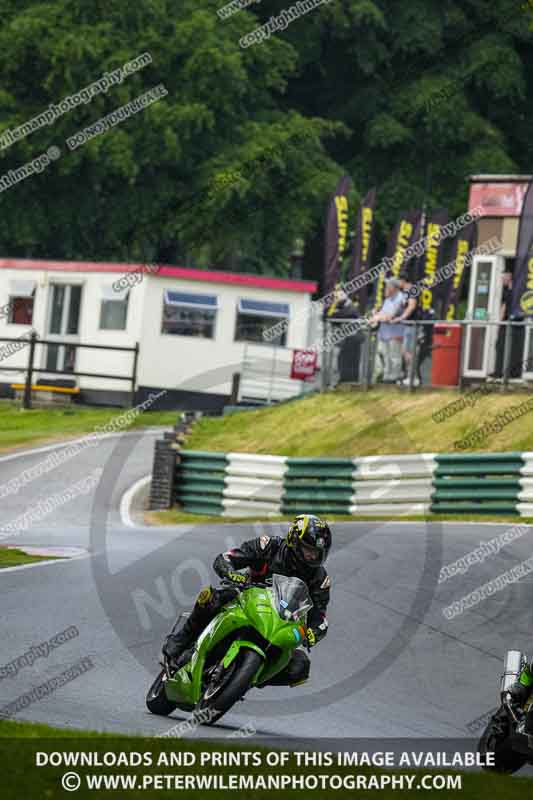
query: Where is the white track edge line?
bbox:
[0,553,91,574]
[120,474,152,528]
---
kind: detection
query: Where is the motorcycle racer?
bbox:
[162,514,332,688]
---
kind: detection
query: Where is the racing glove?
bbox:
[306,628,316,648]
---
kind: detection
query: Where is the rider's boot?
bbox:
[163,626,195,669]
[162,587,216,667]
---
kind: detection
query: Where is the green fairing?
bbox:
[519,665,533,687]
[163,584,307,708]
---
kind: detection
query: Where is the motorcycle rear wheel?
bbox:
[479,711,528,774]
[194,649,262,726]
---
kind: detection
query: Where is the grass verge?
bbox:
[145,510,533,526]
[0,547,59,568]
[0,400,178,451]
[185,389,533,456]
[1,720,532,799]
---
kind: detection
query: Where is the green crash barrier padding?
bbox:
[432,489,520,501]
[171,449,528,518]
[283,490,354,502]
[284,483,354,500]
[435,452,524,463]
[287,457,356,466]
[179,462,228,473]
[177,472,227,484]
[178,469,227,480]
[433,478,521,489]
[285,467,355,479]
[178,480,226,494]
[435,463,523,476]
[284,481,355,491]
[176,493,224,508]
[177,454,228,472]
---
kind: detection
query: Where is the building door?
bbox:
[463,255,502,378]
[45,284,83,374]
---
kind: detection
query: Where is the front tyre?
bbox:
[146,669,177,716]
[194,649,262,726]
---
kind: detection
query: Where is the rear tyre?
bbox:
[479,709,528,774]
[194,649,262,726]
[146,669,177,716]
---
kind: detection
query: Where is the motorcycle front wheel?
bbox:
[193,648,263,726]
[146,669,178,716]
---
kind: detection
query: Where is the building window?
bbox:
[100,285,129,331]
[7,280,36,325]
[235,298,289,345]
[162,290,218,339]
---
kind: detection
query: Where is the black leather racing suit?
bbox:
[164,535,330,686]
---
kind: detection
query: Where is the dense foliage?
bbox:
[0,0,530,282]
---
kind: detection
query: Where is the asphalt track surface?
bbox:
[1,431,532,743]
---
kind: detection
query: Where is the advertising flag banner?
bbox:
[323,175,351,297]
[347,187,376,312]
[416,208,449,316]
[373,209,420,311]
[443,221,477,320]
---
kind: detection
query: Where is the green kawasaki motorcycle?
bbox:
[146,574,313,725]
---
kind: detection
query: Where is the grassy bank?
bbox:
[186,389,533,457]
[0,547,59,569]
[1,719,531,799]
[0,400,178,451]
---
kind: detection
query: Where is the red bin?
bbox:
[431,324,462,386]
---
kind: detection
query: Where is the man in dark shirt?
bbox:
[163,515,332,687]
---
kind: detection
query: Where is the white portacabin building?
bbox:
[0,258,318,409]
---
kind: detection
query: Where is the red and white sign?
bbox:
[469,182,530,217]
[291,349,318,381]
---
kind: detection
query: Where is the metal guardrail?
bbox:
[0,331,139,408]
[321,317,533,392]
[172,449,533,518]
[239,343,320,404]
[431,453,525,515]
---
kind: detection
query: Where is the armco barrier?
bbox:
[350,454,436,515]
[282,458,356,516]
[174,451,436,517]
[223,453,286,516]
[174,451,228,515]
[517,452,533,518]
[171,450,533,518]
[430,453,524,515]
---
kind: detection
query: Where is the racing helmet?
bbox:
[286,514,331,569]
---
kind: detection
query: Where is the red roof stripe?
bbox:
[0,258,317,294]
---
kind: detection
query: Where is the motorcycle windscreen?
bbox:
[271,574,313,622]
